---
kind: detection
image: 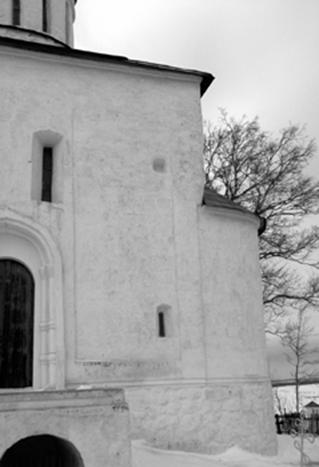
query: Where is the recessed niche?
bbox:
[152,158,166,173]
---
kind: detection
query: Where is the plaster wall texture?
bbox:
[0,389,131,467]
[0,0,75,45]
[0,44,276,455]
[0,47,204,385]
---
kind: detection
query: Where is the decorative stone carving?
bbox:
[0,208,65,389]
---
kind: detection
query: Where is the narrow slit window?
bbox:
[41,147,53,202]
[12,0,21,26]
[42,0,48,32]
[65,1,70,43]
[158,311,166,338]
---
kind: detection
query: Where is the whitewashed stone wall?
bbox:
[0,41,276,455]
[198,207,269,380]
[126,381,276,455]
[124,206,277,455]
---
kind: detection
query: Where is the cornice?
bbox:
[0,35,213,96]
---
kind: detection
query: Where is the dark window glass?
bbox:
[12,0,21,26]
[158,311,166,337]
[0,260,34,388]
[41,147,53,202]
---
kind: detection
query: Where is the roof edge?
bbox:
[0,24,70,48]
[202,187,265,235]
[0,35,214,97]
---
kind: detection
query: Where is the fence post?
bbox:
[275,414,282,434]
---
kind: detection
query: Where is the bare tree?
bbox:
[204,111,319,330]
[279,305,318,413]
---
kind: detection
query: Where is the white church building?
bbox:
[0,1,276,465]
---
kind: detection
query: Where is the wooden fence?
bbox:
[275,413,319,435]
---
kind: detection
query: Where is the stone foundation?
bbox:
[125,380,277,455]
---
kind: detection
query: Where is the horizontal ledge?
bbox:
[68,375,271,388]
[0,388,127,412]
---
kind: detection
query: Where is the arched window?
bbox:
[12,0,21,26]
[0,260,34,388]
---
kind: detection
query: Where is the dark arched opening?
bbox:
[0,259,34,388]
[0,435,84,467]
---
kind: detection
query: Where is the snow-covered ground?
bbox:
[132,435,319,467]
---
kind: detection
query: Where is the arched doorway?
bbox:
[0,259,34,388]
[0,435,84,467]
[0,211,65,389]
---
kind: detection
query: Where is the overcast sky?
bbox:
[74,0,319,149]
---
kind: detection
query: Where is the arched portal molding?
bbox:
[0,208,65,389]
